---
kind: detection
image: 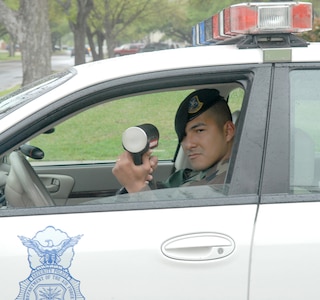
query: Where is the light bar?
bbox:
[193,2,313,45]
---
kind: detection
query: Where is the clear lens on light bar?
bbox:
[259,6,290,30]
[192,2,313,45]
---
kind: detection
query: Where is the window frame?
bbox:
[0,64,268,216]
[261,63,320,203]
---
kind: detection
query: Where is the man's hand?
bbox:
[112,150,158,193]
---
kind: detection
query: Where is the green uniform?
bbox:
[161,159,229,188]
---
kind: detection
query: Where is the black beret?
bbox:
[174,89,224,142]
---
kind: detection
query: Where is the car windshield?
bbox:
[0,69,75,119]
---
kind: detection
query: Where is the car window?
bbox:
[290,70,320,193]
[30,90,191,163]
[16,84,246,209]
[228,88,244,113]
[30,88,244,164]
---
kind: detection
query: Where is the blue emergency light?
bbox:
[192,2,313,46]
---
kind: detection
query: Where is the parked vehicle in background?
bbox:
[70,46,90,57]
[139,42,180,52]
[113,43,145,56]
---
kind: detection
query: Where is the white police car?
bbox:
[0,2,320,299]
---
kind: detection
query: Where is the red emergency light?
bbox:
[226,2,312,35]
[193,2,313,45]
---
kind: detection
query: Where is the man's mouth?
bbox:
[188,153,200,160]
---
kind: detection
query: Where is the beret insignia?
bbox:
[188,96,203,114]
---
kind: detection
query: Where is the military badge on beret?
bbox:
[188,96,204,114]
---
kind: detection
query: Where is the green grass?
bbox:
[30,91,189,161]
[0,51,21,61]
[0,85,20,97]
[30,89,244,162]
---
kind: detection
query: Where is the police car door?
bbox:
[0,65,270,300]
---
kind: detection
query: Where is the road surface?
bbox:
[0,53,91,92]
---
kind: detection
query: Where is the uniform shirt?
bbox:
[160,159,229,188]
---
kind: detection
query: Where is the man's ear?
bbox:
[225,121,235,142]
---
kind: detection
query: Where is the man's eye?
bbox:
[196,128,205,133]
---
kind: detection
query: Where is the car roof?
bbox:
[75,45,259,85]
[74,42,320,85]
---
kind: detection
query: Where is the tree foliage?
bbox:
[0,24,7,39]
[102,0,164,57]
[49,2,71,51]
[301,17,320,42]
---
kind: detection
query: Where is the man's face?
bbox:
[181,109,232,171]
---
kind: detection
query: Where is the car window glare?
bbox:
[84,184,228,205]
[0,70,75,118]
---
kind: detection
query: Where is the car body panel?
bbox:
[1,203,257,299]
[250,202,320,300]
[0,57,265,298]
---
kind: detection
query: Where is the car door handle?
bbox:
[39,176,61,193]
[161,232,235,261]
[46,178,60,193]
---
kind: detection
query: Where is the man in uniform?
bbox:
[112,88,236,193]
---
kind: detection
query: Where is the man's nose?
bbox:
[182,135,195,150]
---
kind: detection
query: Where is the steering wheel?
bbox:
[5,151,55,207]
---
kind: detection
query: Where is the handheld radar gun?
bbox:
[122,123,159,165]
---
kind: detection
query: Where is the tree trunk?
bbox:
[105,33,117,58]
[86,26,105,61]
[7,34,17,57]
[86,26,97,60]
[20,0,52,86]
[68,0,94,66]
[104,16,117,58]
[0,0,52,86]
[96,31,105,60]
[71,21,87,65]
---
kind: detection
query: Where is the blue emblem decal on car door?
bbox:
[16,226,85,300]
